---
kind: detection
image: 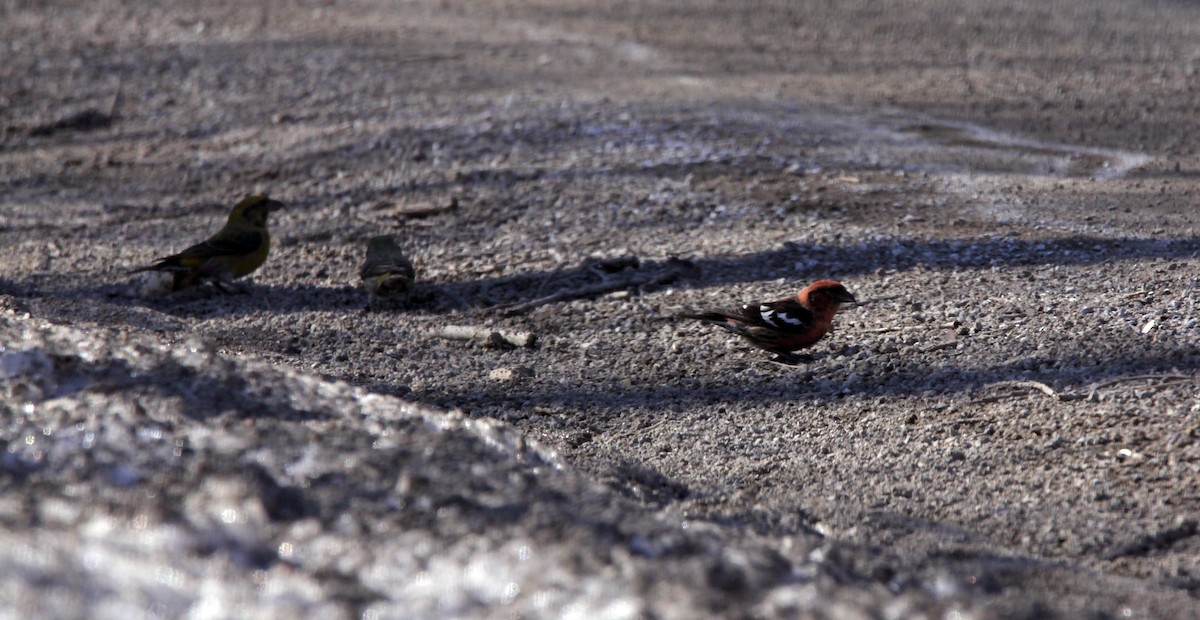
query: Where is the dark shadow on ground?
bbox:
[429,346,1200,413]
[22,233,1200,320]
[322,233,1199,312]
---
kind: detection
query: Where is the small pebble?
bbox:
[489,366,534,382]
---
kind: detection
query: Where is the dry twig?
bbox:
[861,321,957,334]
[432,325,536,349]
[376,197,459,218]
[970,380,1062,404]
[1087,373,1191,392]
[491,257,694,315]
[1086,373,1193,401]
[970,373,1195,406]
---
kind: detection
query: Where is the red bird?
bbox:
[679,279,856,360]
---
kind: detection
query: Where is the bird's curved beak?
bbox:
[266,199,285,212]
[835,289,858,304]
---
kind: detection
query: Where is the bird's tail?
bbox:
[677,310,737,323]
[129,256,189,275]
[128,259,187,276]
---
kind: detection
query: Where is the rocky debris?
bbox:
[0,308,995,618]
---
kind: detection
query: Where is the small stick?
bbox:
[609,418,670,441]
[861,322,957,334]
[396,53,464,65]
[106,77,124,119]
[861,326,904,334]
[433,325,536,348]
[636,267,686,294]
[494,279,634,315]
[1086,373,1193,401]
[937,416,987,426]
[1002,380,1060,399]
[970,380,1061,404]
[533,261,572,298]
[493,262,687,316]
[375,197,459,218]
[1087,373,1191,392]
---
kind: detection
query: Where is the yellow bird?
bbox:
[359,235,416,302]
[130,195,284,292]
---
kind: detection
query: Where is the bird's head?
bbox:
[799,279,857,309]
[230,195,284,227]
[366,235,400,253]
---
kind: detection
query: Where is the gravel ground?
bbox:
[3,1,1200,617]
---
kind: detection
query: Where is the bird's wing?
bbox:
[360,257,415,280]
[735,298,816,333]
[172,230,264,263]
[680,299,814,331]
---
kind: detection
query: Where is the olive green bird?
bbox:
[360,235,416,301]
[130,195,284,292]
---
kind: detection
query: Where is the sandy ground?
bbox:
[3,0,1200,617]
